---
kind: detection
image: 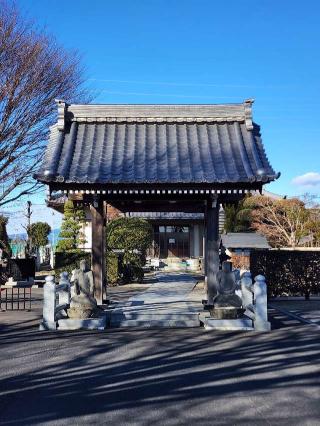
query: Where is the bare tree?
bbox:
[0,1,88,206]
[245,195,313,248]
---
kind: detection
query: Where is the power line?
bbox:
[88,78,291,90]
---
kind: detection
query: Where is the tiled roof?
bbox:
[221,232,270,249]
[35,101,279,186]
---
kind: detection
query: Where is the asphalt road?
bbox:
[0,304,319,426]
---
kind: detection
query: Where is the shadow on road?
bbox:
[0,316,319,425]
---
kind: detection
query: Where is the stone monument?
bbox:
[67,259,99,319]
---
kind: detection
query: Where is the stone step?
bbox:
[110,318,200,328]
[111,311,198,321]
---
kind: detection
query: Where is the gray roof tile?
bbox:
[36,103,279,185]
[221,233,270,249]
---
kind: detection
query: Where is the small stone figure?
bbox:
[67,260,98,319]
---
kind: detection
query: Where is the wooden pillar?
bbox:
[202,219,207,276]
[189,225,194,257]
[206,198,220,305]
[193,224,200,257]
[90,200,106,305]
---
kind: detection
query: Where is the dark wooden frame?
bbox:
[48,181,262,304]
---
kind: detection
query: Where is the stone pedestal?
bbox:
[199,313,253,331]
[210,306,245,319]
[57,312,107,330]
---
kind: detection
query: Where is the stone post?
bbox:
[240,272,253,308]
[253,275,271,331]
[58,272,71,306]
[40,275,57,330]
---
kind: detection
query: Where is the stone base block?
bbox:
[39,321,57,331]
[57,313,107,330]
[254,320,271,331]
[200,314,253,331]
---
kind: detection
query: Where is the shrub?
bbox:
[54,251,91,279]
[55,250,120,286]
[107,253,119,286]
[250,249,320,299]
[106,217,152,283]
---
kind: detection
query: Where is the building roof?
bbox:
[221,232,270,249]
[250,189,284,199]
[35,100,279,187]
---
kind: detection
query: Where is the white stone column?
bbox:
[253,275,271,331]
[40,275,57,330]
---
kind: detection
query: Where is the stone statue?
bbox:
[67,259,98,319]
[211,261,243,319]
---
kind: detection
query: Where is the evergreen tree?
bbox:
[224,196,253,233]
[56,200,86,252]
[0,215,11,258]
[27,222,51,253]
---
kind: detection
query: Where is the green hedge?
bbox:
[250,249,320,299]
[54,250,144,285]
[107,253,119,286]
[55,251,120,285]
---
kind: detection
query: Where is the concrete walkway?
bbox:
[110,272,202,327]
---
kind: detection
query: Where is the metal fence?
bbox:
[0,283,32,311]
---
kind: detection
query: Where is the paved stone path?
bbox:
[127,272,200,309]
[110,273,202,327]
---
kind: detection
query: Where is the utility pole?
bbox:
[25,201,32,257]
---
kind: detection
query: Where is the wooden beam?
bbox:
[90,201,106,305]
[108,201,206,213]
[206,199,220,305]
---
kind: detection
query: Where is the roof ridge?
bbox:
[55,100,254,131]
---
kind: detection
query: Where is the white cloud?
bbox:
[292,172,320,187]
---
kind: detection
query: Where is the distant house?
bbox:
[222,232,270,255]
[221,232,270,269]
[9,239,27,258]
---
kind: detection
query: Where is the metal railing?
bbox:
[0,283,32,311]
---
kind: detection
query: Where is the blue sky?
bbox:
[5,0,320,233]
